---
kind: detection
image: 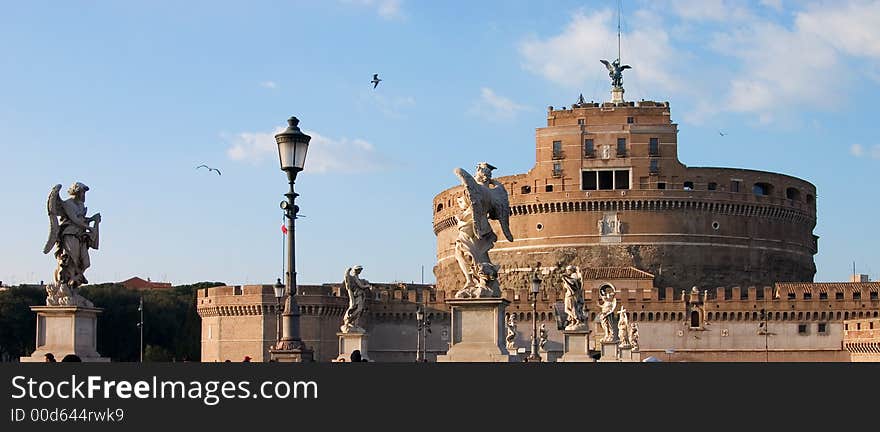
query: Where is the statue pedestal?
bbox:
[20,306,109,362]
[618,346,640,362]
[557,330,594,362]
[540,350,562,363]
[611,87,625,103]
[336,332,370,362]
[598,341,620,362]
[436,298,517,362]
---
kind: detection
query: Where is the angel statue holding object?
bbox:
[600,58,632,89]
[340,265,371,333]
[452,162,514,298]
[43,182,101,307]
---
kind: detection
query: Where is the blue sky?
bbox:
[1,0,878,286]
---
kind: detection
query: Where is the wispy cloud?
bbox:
[468,87,529,121]
[225,127,387,173]
[361,91,416,119]
[259,81,278,89]
[340,0,403,20]
[850,144,880,160]
[519,9,685,97]
[522,1,880,126]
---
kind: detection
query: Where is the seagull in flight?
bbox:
[196,164,221,176]
[371,73,382,89]
[719,130,727,137]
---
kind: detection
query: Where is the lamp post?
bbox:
[528,270,542,362]
[269,116,313,362]
[416,307,423,362]
[416,305,431,362]
[273,278,285,345]
[137,296,143,363]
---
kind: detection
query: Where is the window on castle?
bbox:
[617,138,627,157]
[818,323,827,334]
[798,324,808,335]
[649,137,659,156]
[627,116,634,124]
[552,162,562,178]
[656,182,666,190]
[708,182,717,191]
[649,159,659,175]
[835,292,844,300]
[233,286,242,296]
[819,292,828,300]
[582,169,631,191]
[584,139,595,157]
[853,292,861,300]
[803,292,812,300]
[578,118,585,125]
[521,185,531,194]
[690,310,700,328]
[871,292,878,300]
[787,293,796,300]
[545,184,554,192]
[753,182,773,196]
[730,180,741,193]
[756,289,764,300]
[683,181,694,191]
[552,140,563,159]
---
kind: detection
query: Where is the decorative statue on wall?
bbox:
[630,322,640,352]
[600,58,632,89]
[340,265,371,333]
[539,323,548,352]
[597,285,618,342]
[561,265,587,331]
[617,307,631,348]
[43,182,101,307]
[452,162,513,298]
[505,314,517,351]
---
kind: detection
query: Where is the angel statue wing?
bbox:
[42,184,63,254]
[600,59,613,72]
[486,182,514,242]
[620,64,632,71]
[454,167,491,238]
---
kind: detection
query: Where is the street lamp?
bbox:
[137,296,143,363]
[273,278,285,345]
[528,270,542,362]
[269,116,314,362]
[416,306,431,362]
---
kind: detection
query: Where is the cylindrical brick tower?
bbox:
[433,100,817,296]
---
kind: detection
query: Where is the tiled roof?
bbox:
[774,282,880,293]
[581,267,655,280]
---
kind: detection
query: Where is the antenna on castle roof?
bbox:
[617,0,622,62]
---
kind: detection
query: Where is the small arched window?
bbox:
[786,187,801,201]
[753,182,774,196]
[436,203,444,213]
[690,310,701,328]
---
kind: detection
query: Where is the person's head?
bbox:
[61,354,81,362]
[224,359,231,362]
[67,182,89,201]
[44,353,56,363]
[243,356,252,362]
[350,350,362,362]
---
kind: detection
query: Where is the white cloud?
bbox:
[668,0,752,21]
[702,1,880,122]
[225,127,386,173]
[468,87,529,121]
[759,0,784,11]
[341,0,403,20]
[850,144,865,157]
[519,9,684,97]
[259,81,278,89]
[850,144,880,160]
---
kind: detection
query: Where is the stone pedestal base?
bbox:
[336,332,369,362]
[611,87,625,103]
[558,330,594,362]
[436,298,518,362]
[21,306,109,362]
[618,346,641,362]
[598,341,620,362]
[268,341,314,363]
[541,350,562,363]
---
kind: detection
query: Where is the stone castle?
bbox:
[198,97,877,362]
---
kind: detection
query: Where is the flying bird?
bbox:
[371,73,382,89]
[719,131,727,137]
[196,164,221,176]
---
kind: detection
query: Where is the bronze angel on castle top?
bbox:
[43,182,101,307]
